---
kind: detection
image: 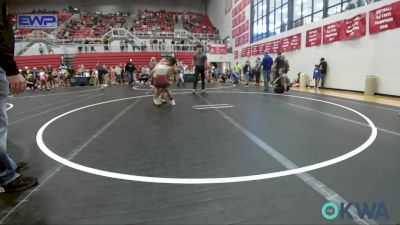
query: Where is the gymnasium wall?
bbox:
[207,0,400,96]
[9,0,205,13]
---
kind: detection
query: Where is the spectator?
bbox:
[234,62,241,77]
[313,64,322,90]
[39,44,44,54]
[261,51,273,92]
[103,38,109,52]
[243,60,250,87]
[120,40,124,52]
[274,52,285,81]
[124,40,129,52]
[254,57,262,86]
[319,58,328,88]
[115,64,122,84]
[0,0,37,193]
[139,65,149,85]
[125,59,136,87]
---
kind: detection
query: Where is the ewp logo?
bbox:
[322,202,390,220]
[17,14,58,29]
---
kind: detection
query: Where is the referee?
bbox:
[192,45,208,94]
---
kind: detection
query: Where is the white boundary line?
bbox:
[8,87,104,99]
[192,104,234,110]
[197,94,377,225]
[36,91,377,184]
[193,106,234,110]
[5,103,13,111]
[133,84,235,91]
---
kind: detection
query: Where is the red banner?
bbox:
[232,20,249,38]
[232,11,246,28]
[306,27,322,47]
[235,33,249,47]
[270,39,282,53]
[290,33,301,51]
[369,2,400,34]
[232,0,250,18]
[323,21,343,44]
[208,44,227,55]
[264,42,272,53]
[241,46,251,57]
[280,37,291,52]
[341,13,366,40]
[234,50,239,59]
[251,45,259,55]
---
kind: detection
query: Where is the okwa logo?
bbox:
[322,202,390,220]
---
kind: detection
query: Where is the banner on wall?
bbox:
[369,1,400,34]
[232,20,249,38]
[234,50,239,59]
[251,45,259,55]
[270,39,282,53]
[233,11,246,28]
[323,21,343,44]
[241,46,251,57]
[289,33,301,51]
[341,13,366,40]
[232,0,251,18]
[208,44,227,55]
[306,27,322,47]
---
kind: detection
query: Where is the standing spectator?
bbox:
[124,40,129,52]
[84,39,89,52]
[90,40,95,52]
[319,58,328,88]
[125,59,136,87]
[192,45,208,94]
[103,38,109,52]
[234,62,241,77]
[243,60,250,87]
[115,64,122,85]
[274,52,285,81]
[97,63,105,85]
[0,0,38,192]
[39,44,44,54]
[261,51,273,92]
[120,40,124,52]
[313,64,322,90]
[254,57,262,86]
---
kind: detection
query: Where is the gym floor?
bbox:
[0,84,399,224]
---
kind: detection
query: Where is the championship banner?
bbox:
[369,2,400,34]
[251,45,259,55]
[280,37,291,52]
[208,44,227,55]
[306,27,322,47]
[341,13,366,40]
[290,33,302,50]
[323,21,343,44]
[241,47,251,57]
[233,11,246,28]
[244,46,252,57]
[270,39,282,53]
[257,43,265,54]
[264,42,272,53]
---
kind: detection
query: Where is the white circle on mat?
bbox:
[132,84,235,91]
[6,103,14,111]
[36,91,377,184]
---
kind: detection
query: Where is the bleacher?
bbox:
[73,52,163,70]
[14,54,64,69]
